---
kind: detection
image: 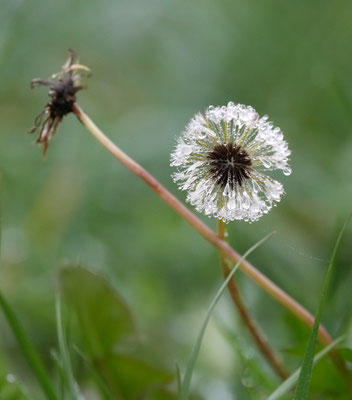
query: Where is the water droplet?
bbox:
[223,182,231,197]
[261,157,271,168]
[227,197,237,210]
[242,193,250,209]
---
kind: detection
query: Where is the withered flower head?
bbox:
[30,49,90,155]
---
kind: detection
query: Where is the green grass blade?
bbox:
[293,215,351,400]
[55,295,80,400]
[267,335,346,400]
[0,184,57,400]
[179,231,275,400]
[73,346,114,400]
[175,363,182,396]
[51,349,68,400]
[0,292,58,400]
[216,318,276,391]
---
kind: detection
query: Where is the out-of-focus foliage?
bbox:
[0,374,28,400]
[0,0,352,399]
[60,266,136,356]
[60,266,174,399]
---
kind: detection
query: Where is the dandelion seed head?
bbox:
[171,102,291,222]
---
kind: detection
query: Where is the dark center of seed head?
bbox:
[207,142,252,189]
[49,78,78,118]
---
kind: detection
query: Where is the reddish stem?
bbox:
[73,104,352,389]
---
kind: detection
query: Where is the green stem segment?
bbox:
[217,219,289,380]
[0,290,58,400]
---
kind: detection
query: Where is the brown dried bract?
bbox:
[30,49,90,155]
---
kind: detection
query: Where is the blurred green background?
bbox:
[0,0,352,398]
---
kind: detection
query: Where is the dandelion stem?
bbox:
[73,103,351,384]
[217,219,289,380]
[73,103,328,342]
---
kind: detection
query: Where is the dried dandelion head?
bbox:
[171,102,291,222]
[30,49,90,155]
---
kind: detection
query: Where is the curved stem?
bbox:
[73,104,351,385]
[73,103,328,342]
[217,219,289,380]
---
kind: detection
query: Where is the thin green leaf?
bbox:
[267,335,346,400]
[0,292,58,400]
[179,231,276,400]
[0,185,33,399]
[293,215,351,400]
[55,295,80,400]
[0,189,57,400]
[175,364,182,397]
[216,318,276,391]
[73,346,114,400]
[50,349,67,400]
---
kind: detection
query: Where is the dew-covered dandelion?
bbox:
[30,49,90,155]
[171,102,291,222]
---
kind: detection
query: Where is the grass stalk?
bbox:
[217,219,289,380]
[179,232,274,400]
[0,291,58,400]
